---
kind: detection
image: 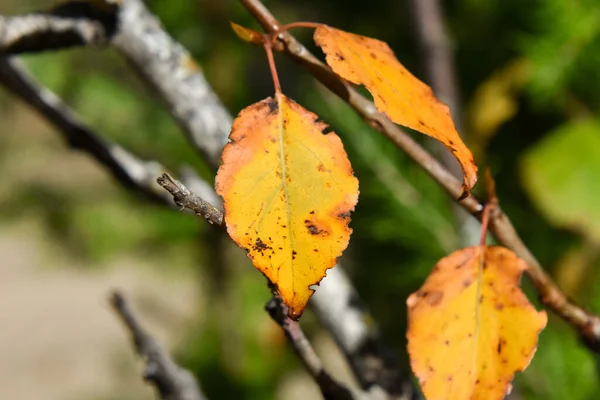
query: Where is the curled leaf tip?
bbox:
[457,186,470,201]
[230,21,263,45]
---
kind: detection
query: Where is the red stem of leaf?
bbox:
[270,22,323,45]
[263,36,282,95]
[479,204,491,247]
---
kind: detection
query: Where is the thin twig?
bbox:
[239,0,600,352]
[0,2,118,54]
[157,173,224,226]
[266,287,357,400]
[110,290,207,400]
[0,57,218,214]
[0,56,168,204]
[311,268,415,399]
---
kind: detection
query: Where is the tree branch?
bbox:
[0,0,231,166]
[157,173,224,226]
[111,0,231,168]
[311,267,414,399]
[0,56,169,204]
[0,56,220,215]
[266,287,357,400]
[0,1,117,54]
[110,290,207,400]
[239,0,600,353]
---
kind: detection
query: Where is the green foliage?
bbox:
[520,0,600,109]
[518,319,600,400]
[522,119,600,242]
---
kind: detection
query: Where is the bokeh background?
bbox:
[1,0,600,399]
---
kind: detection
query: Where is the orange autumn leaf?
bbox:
[407,246,547,400]
[215,93,359,319]
[314,25,477,195]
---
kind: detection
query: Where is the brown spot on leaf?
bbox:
[252,238,271,254]
[304,220,325,235]
[337,212,351,220]
[317,163,326,172]
[497,337,506,354]
[423,291,443,306]
[267,98,278,114]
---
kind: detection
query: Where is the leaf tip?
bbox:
[457,185,470,201]
[287,307,304,321]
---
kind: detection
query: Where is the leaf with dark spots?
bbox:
[215,94,358,318]
[407,246,547,400]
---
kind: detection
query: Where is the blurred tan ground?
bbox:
[0,221,199,400]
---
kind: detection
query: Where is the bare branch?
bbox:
[311,268,414,399]
[111,0,231,167]
[0,2,117,54]
[408,0,460,121]
[0,56,169,204]
[0,0,231,165]
[110,291,207,400]
[157,173,224,226]
[239,0,600,353]
[266,287,357,400]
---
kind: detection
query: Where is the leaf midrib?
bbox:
[277,95,296,269]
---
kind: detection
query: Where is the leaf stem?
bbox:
[479,205,490,247]
[263,35,282,95]
[271,22,323,44]
[479,168,498,246]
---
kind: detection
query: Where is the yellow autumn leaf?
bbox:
[407,246,547,400]
[215,93,359,319]
[314,25,477,195]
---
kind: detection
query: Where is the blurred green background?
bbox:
[1,0,600,399]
